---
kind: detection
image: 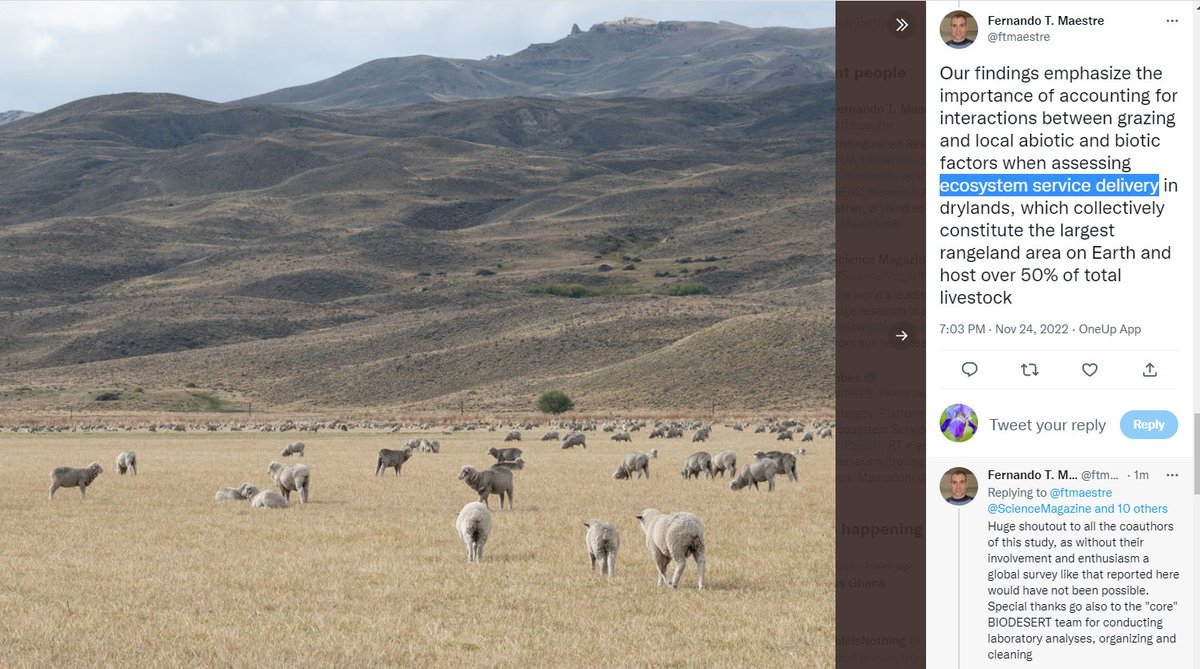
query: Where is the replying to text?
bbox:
[925,2,1193,667]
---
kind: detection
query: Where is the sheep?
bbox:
[540,431,560,441]
[48,463,104,500]
[636,509,706,589]
[250,490,288,508]
[711,450,737,478]
[648,448,658,459]
[503,430,522,442]
[457,465,514,510]
[215,482,260,501]
[560,432,586,449]
[281,441,305,457]
[115,451,138,475]
[376,446,414,476]
[488,446,523,462]
[691,427,710,443]
[801,431,814,442]
[420,439,441,453]
[730,458,780,492]
[753,450,798,482]
[491,457,525,471]
[584,520,619,576]
[776,430,794,441]
[267,461,310,503]
[610,431,631,442]
[612,452,650,480]
[680,452,713,480]
[456,501,492,562]
[666,427,684,439]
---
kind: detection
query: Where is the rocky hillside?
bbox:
[0,21,834,416]
[237,19,834,110]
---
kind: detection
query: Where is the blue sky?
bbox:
[1,1,834,112]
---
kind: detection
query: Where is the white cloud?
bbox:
[187,37,226,57]
[18,29,60,59]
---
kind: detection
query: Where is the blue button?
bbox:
[1119,411,1177,439]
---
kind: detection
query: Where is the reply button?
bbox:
[1119,410,1178,439]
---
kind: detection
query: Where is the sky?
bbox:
[1,1,834,113]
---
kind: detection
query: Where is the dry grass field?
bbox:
[0,425,833,668]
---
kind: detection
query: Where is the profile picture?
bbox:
[940,467,977,506]
[939,403,977,442]
[940,11,977,49]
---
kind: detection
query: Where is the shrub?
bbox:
[537,391,574,414]
[657,283,711,296]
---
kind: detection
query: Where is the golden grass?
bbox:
[0,428,832,668]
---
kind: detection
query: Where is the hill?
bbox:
[0,27,833,416]
[236,19,834,110]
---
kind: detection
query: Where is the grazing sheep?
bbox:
[281,441,305,457]
[115,451,138,475]
[666,427,684,439]
[540,431,560,441]
[560,432,586,449]
[376,446,414,476]
[680,452,714,480]
[214,482,260,501]
[420,439,441,453]
[711,450,737,478]
[636,509,706,589]
[610,431,631,442]
[730,458,780,492]
[457,465,514,510]
[488,446,523,462]
[584,520,620,576]
[801,431,814,442]
[250,490,288,508]
[612,452,651,480]
[754,450,799,482]
[267,461,311,503]
[503,430,522,442]
[456,501,492,562]
[491,458,525,471]
[776,430,794,441]
[648,426,666,439]
[48,463,104,500]
[691,428,710,443]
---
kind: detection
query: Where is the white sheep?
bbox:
[730,458,780,492]
[267,461,310,503]
[215,482,260,500]
[560,432,587,449]
[503,430,522,442]
[584,520,619,576]
[636,509,706,589]
[455,501,492,562]
[457,465,514,510]
[115,451,138,475]
[280,441,305,457]
[48,463,104,500]
[610,431,631,442]
[711,450,737,478]
[250,490,288,508]
[680,452,713,480]
[612,452,650,480]
[376,446,414,476]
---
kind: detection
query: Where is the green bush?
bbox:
[537,390,574,414]
[657,283,711,296]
